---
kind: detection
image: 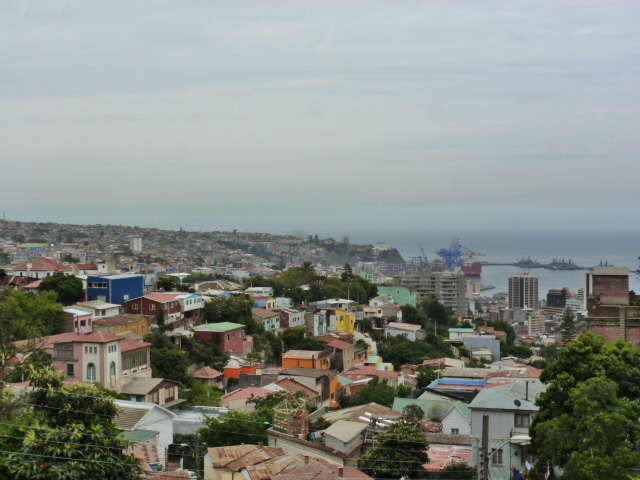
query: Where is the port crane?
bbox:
[436,238,485,271]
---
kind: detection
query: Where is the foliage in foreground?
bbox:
[3,367,142,480]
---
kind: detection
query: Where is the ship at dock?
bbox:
[434,239,484,276]
[515,256,543,269]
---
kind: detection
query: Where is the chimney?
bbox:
[338,467,344,477]
[258,441,263,449]
[525,382,529,401]
[304,455,309,464]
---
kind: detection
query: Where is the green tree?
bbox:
[38,273,85,306]
[4,368,142,480]
[416,367,439,389]
[349,376,397,408]
[360,421,429,479]
[184,382,223,407]
[150,347,192,386]
[531,333,640,474]
[157,276,183,292]
[279,326,322,351]
[155,308,165,327]
[428,461,475,479]
[535,376,640,480]
[198,410,268,447]
[202,295,258,333]
[8,348,52,383]
[401,404,425,425]
[559,307,577,345]
[401,305,429,328]
[0,290,64,378]
[378,337,453,370]
[341,263,354,281]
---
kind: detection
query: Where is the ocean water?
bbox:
[349,229,640,297]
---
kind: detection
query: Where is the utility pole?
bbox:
[481,414,489,480]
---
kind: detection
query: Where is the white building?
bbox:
[384,322,425,341]
[130,236,143,253]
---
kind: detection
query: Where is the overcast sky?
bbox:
[1,1,639,238]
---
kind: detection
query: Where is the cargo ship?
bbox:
[462,261,482,276]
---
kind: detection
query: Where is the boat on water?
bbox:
[462,261,482,276]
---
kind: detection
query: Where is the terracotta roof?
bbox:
[126,443,160,465]
[143,470,191,479]
[140,293,180,303]
[327,339,353,350]
[282,350,329,360]
[423,444,473,472]
[75,262,98,270]
[65,332,123,344]
[273,461,373,480]
[252,308,280,319]
[14,257,72,272]
[23,279,43,289]
[221,387,271,403]
[193,366,223,380]
[273,377,320,399]
[120,339,152,353]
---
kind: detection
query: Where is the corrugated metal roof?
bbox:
[324,420,368,443]
[121,377,165,395]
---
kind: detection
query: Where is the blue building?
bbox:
[87,274,145,306]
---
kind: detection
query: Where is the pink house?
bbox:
[48,332,152,392]
[62,306,94,334]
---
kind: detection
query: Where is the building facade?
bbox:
[508,272,539,310]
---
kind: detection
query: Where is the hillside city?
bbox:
[0,219,638,480]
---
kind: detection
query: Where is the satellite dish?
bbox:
[514,399,522,407]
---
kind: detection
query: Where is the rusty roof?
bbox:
[208,444,287,471]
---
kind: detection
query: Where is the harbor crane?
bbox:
[436,238,485,271]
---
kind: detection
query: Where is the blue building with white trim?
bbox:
[87,274,145,307]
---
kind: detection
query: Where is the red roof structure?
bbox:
[222,387,271,403]
[14,257,72,272]
[193,366,223,380]
[327,339,353,350]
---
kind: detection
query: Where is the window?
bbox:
[451,428,459,435]
[491,448,503,466]
[150,304,156,311]
[515,413,531,428]
[123,294,130,301]
[80,320,86,327]
[67,364,74,376]
[132,304,139,310]
[86,363,96,381]
[84,346,88,354]
[110,361,116,378]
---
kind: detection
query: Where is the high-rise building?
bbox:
[508,272,538,310]
[130,235,142,253]
[393,271,467,316]
[528,311,546,336]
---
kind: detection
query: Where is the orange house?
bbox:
[282,350,332,370]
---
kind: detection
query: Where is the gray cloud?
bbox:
[1,1,639,235]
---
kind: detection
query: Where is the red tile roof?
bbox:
[273,377,320,399]
[193,366,223,380]
[14,257,72,272]
[222,387,271,403]
[66,332,123,343]
[75,262,98,270]
[327,339,354,350]
[141,293,181,304]
[120,339,152,353]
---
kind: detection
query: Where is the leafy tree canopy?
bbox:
[3,368,142,480]
[531,332,640,476]
[0,290,64,376]
[378,336,453,370]
[198,410,268,448]
[279,326,322,351]
[360,421,429,479]
[349,376,398,408]
[535,376,640,480]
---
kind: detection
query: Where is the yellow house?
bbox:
[335,309,356,334]
[92,314,150,337]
